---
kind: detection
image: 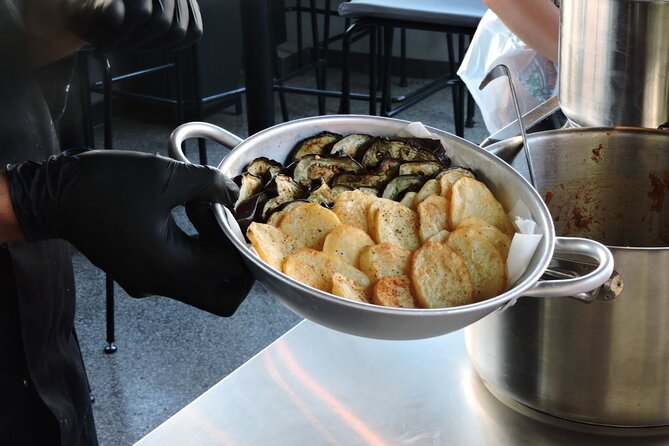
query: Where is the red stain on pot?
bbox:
[648,172,668,212]
[591,144,604,163]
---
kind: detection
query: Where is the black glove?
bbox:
[6,149,254,316]
[63,0,203,52]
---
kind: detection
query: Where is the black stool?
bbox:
[338,0,486,137]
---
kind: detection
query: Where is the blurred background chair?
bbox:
[338,0,486,137]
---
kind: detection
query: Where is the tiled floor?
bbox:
[74,68,490,445]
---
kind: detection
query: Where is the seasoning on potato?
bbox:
[241,131,518,311]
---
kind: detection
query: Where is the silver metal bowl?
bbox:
[169,115,612,340]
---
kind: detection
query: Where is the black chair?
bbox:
[338,0,486,137]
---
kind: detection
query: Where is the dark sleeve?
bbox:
[0,0,29,69]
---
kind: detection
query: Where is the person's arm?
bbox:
[0,171,25,243]
[483,0,560,63]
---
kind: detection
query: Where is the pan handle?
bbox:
[169,121,244,163]
[521,237,615,302]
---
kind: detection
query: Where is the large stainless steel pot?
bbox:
[466,127,669,426]
[559,0,669,129]
[169,115,612,341]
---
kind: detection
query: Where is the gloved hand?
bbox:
[6,149,254,316]
[61,0,202,52]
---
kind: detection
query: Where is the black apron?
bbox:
[0,2,97,444]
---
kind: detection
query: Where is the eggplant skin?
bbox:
[244,156,284,179]
[235,192,269,234]
[288,131,343,162]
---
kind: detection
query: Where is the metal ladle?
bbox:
[479,64,538,187]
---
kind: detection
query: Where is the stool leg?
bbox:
[99,52,117,354]
[191,46,208,165]
[369,26,378,115]
[339,22,355,114]
[381,26,395,116]
[399,28,408,87]
[446,33,464,138]
[309,0,325,114]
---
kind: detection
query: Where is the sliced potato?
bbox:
[447,228,506,302]
[359,242,411,283]
[372,275,416,308]
[438,167,475,200]
[369,198,421,251]
[332,272,369,303]
[412,179,441,208]
[332,189,376,232]
[450,177,516,238]
[417,194,450,242]
[278,202,341,250]
[266,210,285,227]
[427,229,450,244]
[322,224,375,267]
[246,222,300,270]
[282,248,334,292]
[457,216,512,259]
[410,241,474,308]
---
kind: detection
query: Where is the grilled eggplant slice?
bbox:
[291,154,365,187]
[234,172,265,211]
[360,138,439,168]
[331,185,354,197]
[289,131,342,162]
[398,161,444,178]
[261,174,308,220]
[264,174,307,200]
[381,175,426,201]
[359,187,380,196]
[307,180,336,205]
[331,159,401,190]
[330,133,375,159]
[235,192,269,233]
[244,157,284,182]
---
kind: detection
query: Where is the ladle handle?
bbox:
[521,237,615,301]
[169,121,243,163]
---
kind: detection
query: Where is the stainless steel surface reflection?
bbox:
[135,321,669,445]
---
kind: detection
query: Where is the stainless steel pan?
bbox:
[466,126,669,426]
[169,115,612,340]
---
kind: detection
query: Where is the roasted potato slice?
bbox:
[438,167,475,200]
[332,189,376,233]
[282,248,334,292]
[447,228,506,302]
[427,229,450,244]
[450,177,516,238]
[417,194,450,242]
[322,224,375,267]
[278,202,341,250]
[368,198,421,251]
[371,275,416,308]
[412,178,441,208]
[246,222,300,270]
[410,241,474,308]
[359,242,411,283]
[332,272,369,303]
[457,216,512,259]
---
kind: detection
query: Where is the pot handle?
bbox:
[168,121,244,163]
[521,236,615,302]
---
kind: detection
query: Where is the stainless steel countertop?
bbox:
[135,320,669,445]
